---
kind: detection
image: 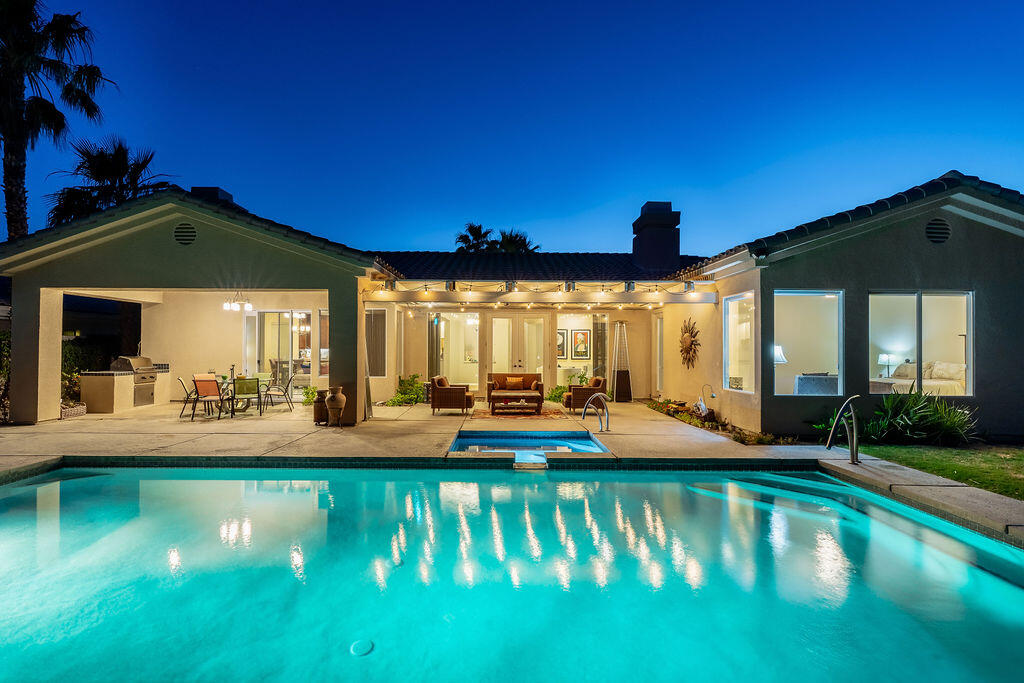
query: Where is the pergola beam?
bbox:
[362,290,716,304]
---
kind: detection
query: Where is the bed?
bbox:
[870,361,967,396]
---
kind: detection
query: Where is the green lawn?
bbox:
[861,444,1024,501]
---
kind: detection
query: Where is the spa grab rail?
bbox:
[582,393,612,432]
[825,394,861,464]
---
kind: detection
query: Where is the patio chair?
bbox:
[561,376,606,413]
[254,372,273,392]
[431,376,475,414]
[190,378,228,421]
[177,377,198,418]
[264,373,296,411]
[233,377,263,416]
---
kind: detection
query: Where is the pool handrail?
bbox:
[825,394,860,464]
[582,392,612,432]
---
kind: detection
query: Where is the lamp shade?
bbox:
[773,345,788,364]
[877,353,893,365]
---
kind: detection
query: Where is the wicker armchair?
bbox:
[431,376,475,414]
[561,376,606,413]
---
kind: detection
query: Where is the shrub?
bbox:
[385,374,424,406]
[814,392,978,446]
[546,385,568,402]
[301,385,318,406]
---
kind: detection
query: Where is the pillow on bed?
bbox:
[891,362,915,379]
[922,361,936,379]
[931,361,966,381]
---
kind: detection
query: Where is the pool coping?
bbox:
[2,453,1021,550]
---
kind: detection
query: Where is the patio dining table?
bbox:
[216,374,271,417]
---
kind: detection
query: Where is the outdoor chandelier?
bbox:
[222,292,253,312]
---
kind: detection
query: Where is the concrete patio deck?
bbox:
[0,399,1021,547]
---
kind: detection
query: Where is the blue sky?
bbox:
[17,0,1024,257]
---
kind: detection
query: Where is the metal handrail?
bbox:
[582,393,612,432]
[825,394,861,464]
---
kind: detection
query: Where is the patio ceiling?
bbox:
[362,279,717,305]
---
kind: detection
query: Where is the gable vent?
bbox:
[173,223,197,246]
[925,218,951,244]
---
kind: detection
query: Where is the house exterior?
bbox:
[1,171,1021,439]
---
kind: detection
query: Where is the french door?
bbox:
[491,314,545,374]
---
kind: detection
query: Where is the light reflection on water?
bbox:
[1,469,1023,680]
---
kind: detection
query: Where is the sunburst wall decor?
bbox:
[679,318,701,369]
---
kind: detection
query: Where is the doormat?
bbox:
[470,407,569,420]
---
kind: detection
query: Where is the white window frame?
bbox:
[722,291,756,394]
[772,290,844,397]
[868,290,974,396]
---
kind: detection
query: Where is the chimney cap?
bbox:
[633,201,680,234]
[190,186,234,204]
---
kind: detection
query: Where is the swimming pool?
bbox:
[1,468,1022,681]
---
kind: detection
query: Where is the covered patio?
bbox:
[0,188,377,425]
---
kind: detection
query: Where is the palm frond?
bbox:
[23,94,66,146]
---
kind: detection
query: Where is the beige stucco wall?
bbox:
[661,271,762,432]
[142,291,330,400]
[364,302,399,403]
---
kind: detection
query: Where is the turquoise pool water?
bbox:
[449,430,608,453]
[1,468,1022,681]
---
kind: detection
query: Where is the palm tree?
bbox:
[491,229,539,253]
[1,1,110,240]
[46,136,170,227]
[455,222,493,252]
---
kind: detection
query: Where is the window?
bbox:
[318,309,329,376]
[773,291,842,395]
[723,292,755,392]
[655,316,664,392]
[868,292,972,396]
[365,309,387,378]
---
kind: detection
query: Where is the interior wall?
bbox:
[142,290,328,400]
[773,295,840,394]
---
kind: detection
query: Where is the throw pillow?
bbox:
[492,376,504,389]
[506,376,524,390]
[530,380,539,390]
[891,362,915,379]
[436,376,449,388]
[931,361,966,381]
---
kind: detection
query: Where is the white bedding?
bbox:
[869,377,966,396]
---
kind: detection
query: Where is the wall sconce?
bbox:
[563,281,576,292]
[445,281,457,292]
[624,281,636,292]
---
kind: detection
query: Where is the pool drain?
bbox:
[350,639,374,656]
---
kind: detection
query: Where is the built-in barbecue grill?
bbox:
[110,356,159,406]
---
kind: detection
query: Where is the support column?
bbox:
[329,283,364,425]
[11,284,63,423]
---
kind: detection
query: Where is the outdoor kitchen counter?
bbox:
[80,369,171,413]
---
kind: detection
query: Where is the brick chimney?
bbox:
[632,201,681,272]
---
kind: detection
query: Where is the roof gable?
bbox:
[0,186,380,275]
[676,170,1024,278]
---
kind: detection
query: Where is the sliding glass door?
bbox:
[244,311,312,392]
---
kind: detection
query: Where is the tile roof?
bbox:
[0,185,380,270]
[372,251,705,281]
[674,170,1024,278]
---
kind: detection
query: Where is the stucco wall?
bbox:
[142,291,329,400]
[661,270,762,432]
[760,205,1024,439]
